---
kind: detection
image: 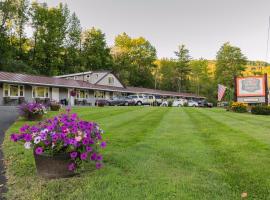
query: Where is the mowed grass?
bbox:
[3,107,270,200]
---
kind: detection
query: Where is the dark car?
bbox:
[95,99,109,107]
[107,96,135,106]
[198,100,213,108]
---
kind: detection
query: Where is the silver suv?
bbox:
[128,94,148,105]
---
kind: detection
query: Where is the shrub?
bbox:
[50,102,61,111]
[168,100,173,107]
[10,108,106,171]
[3,97,11,104]
[19,102,47,121]
[18,97,25,104]
[251,105,270,115]
[230,102,248,113]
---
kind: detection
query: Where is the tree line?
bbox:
[0,1,248,102]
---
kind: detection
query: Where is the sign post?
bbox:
[265,73,268,105]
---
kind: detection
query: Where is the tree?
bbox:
[174,44,191,92]
[61,12,83,74]
[157,59,178,91]
[30,2,69,75]
[112,33,157,87]
[215,42,247,88]
[82,27,113,71]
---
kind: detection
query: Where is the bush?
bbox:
[18,102,47,121]
[251,105,270,115]
[3,96,11,104]
[10,108,106,171]
[50,102,61,111]
[168,100,173,107]
[230,102,248,113]
[18,97,25,104]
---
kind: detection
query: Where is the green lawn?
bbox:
[3,107,270,200]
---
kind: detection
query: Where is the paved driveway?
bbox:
[0,106,18,197]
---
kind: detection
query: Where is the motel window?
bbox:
[76,90,88,99]
[94,91,105,98]
[3,84,24,97]
[32,86,49,98]
[108,77,114,85]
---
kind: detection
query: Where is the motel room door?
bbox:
[52,88,60,102]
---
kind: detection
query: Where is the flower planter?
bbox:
[34,152,75,179]
[27,113,43,121]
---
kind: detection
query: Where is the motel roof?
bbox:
[0,71,205,98]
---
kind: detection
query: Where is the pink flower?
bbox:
[75,136,82,142]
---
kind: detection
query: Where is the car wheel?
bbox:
[124,102,129,106]
[137,101,142,106]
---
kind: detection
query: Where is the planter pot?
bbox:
[27,113,43,121]
[34,152,75,179]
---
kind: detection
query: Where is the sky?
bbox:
[35,0,270,61]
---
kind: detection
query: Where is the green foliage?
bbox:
[82,27,113,71]
[215,42,247,88]
[174,44,191,92]
[112,33,157,87]
[230,102,248,113]
[251,105,270,115]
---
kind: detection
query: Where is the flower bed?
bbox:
[230,102,248,113]
[18,102,47,121]
[10,108,106,177]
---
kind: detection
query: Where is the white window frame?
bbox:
[3,83,24,98]
[32,86,50,98]
[76,90,88,99]
[108,76,114,85]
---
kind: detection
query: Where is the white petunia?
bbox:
[34,136,41,144]
[24,142,32,149]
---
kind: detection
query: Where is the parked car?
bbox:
[107,96,135,106]
[217,101,229,107]
[172,99,188,107]
[188,100,198,107]
[95,99,108,107]
[146,95,162,106]
[128,94,148,105]
[154,96,163,105]
[160,100,168,107]
[198,100,213,108]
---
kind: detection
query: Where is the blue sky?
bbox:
[34,0,270,61]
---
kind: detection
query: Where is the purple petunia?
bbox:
[95,162,103,169]
[24,134,32,142]
[68,162,76,171]
[10,134,19,142]
[86,146,93,152]
[97,154,103,161]
[80,152,88,160]
[70,151,78,159]
[90,152,97,161]
[35,147,43,155]
[100,141,107,149]
[82,138,89,145]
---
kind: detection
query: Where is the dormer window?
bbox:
[108,77,114,85]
